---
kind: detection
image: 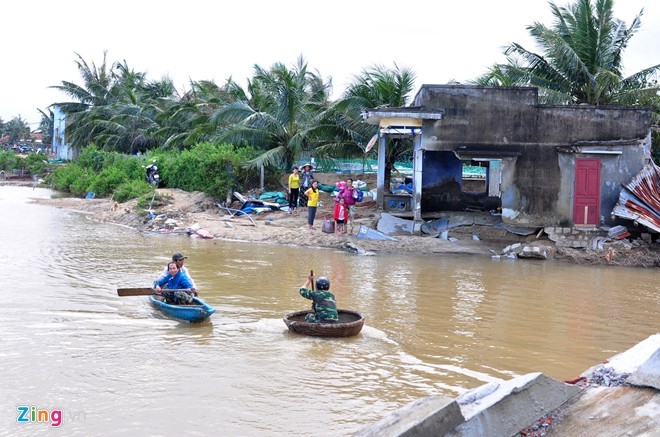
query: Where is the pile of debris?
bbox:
[612,161,660,234]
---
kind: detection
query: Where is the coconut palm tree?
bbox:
[37,108,54,147]
[333,64,417,187]
[51,53,178,153]
[5,116,31,144]
[478,0,659,106]
[90,63,178,153]
[211,56,332,171]
[50,52,121,150]
[152,79,239,150]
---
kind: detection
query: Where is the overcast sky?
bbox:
[3,0,659,127]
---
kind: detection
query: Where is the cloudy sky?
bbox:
[3,0,659,127]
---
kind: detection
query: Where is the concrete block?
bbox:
[625,344,660,390]
[519,246,548,259]
[446,373,580,437]
[377,213,413,235]
[354,396,465,437]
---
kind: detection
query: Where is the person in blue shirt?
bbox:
[153,261,195,304]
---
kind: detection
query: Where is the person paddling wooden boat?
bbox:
[117,281,216,323]
[155,252,198,294]
[153,261,196,304]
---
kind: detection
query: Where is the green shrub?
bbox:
[50,163,86,191]
[112,180,152,203]
[89,167,130,197]
[47,141,261,199]
[75,145,107,172]
[70,172,98,197]
[24,153,51,175]
[0,151,21,171]
[159,142,260,196]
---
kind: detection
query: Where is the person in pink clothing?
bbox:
[333,197,348,234]
[335,178,358,233]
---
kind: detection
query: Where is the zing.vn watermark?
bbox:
[16,406,63,427]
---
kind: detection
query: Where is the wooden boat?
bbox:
[149,294,216,323]
[283,309,364,337]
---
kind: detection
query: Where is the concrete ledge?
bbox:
[627,346,660,390]
[354,396,464,437]
[447,373,580,437]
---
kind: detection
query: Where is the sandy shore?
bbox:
[8,175,655,266]
[12,168,526,259]
[30,187,512,257]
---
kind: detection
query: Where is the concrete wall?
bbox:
[412,85,652,226]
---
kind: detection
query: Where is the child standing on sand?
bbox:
[333,197,347,235]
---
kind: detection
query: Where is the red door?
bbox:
[573,159,601,226]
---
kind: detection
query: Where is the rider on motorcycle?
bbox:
[146,160,159,185]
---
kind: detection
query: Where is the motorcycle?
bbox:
[146,161,160,186]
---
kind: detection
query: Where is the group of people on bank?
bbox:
[287,163,361,234]
[151,252,338,324]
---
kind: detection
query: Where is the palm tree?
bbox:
[336,64,417,188]
[211,56,332,170]
[5,116,31,144]
[153,79,239,150]
[50,52,120,150]
[480,0,660,106]
[91,63,178,153]
[51,53,178,153]
[37,108,54,147]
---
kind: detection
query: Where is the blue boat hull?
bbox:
[149,295,216,323]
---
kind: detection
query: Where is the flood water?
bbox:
[1,186,658,436]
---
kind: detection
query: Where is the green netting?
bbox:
[293,158,413,174]
[463,165,487,178]
[292,159,484,180]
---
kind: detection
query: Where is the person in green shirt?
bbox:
[299,273,339,323]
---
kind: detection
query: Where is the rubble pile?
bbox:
[586,365,631,387]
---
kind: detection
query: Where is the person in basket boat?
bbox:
[299,273,339,323]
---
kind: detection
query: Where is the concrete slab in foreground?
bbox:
[354,396,464,437]
[355,334,660,436]
[445,373,580,437]
[355,373,579,437]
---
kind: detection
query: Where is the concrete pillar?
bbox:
[377,133,386,211]
[413,133,423,228]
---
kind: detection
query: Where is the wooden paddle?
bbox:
[117,287,155,296]
[117,287,194,296]
[310,270,315,312]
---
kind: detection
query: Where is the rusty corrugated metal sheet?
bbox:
[612,161,660,233]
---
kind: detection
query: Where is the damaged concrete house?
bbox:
[363,85,658,244]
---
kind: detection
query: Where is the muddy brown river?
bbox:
[1,186,657,436]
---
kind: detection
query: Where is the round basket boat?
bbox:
[283,309,364,337]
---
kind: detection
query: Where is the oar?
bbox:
[310,270,314,311]
[117,287,155,296]
[117,287,194,296]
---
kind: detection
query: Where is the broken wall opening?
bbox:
[422,151,502,213]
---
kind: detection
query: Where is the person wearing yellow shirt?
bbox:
[304,180,320,230]
[288,166,300,214]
